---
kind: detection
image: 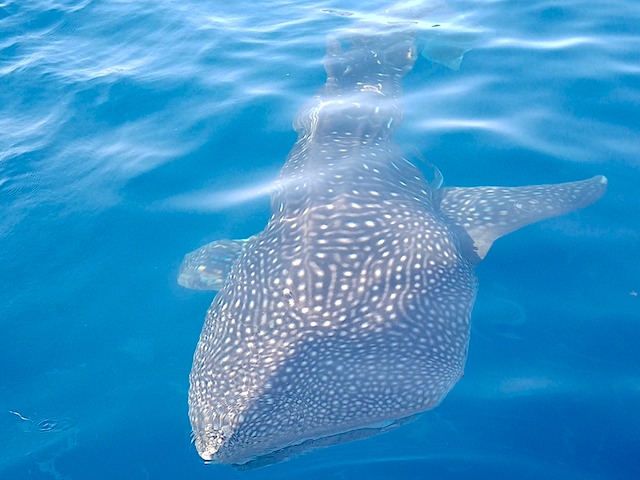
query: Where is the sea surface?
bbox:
[1,0,639,478]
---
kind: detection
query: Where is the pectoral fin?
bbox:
[438,176,607,260]
[178,237,253,290]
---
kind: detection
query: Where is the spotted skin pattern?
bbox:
[183,32,607,467]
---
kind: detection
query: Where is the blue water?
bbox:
[1,0,639,478]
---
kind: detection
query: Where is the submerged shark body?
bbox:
[182,31,606,467]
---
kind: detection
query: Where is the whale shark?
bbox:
[180,29,607,467]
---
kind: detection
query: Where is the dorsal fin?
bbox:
[438,176,607,260]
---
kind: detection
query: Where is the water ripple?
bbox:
[1,0,638,232]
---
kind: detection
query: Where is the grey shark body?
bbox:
[182,31,606,467]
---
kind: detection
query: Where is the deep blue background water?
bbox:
[1,0,639,479]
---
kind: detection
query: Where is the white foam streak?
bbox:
[418,111,636,163]
[164,175,278,212]
[489,35,600,50]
